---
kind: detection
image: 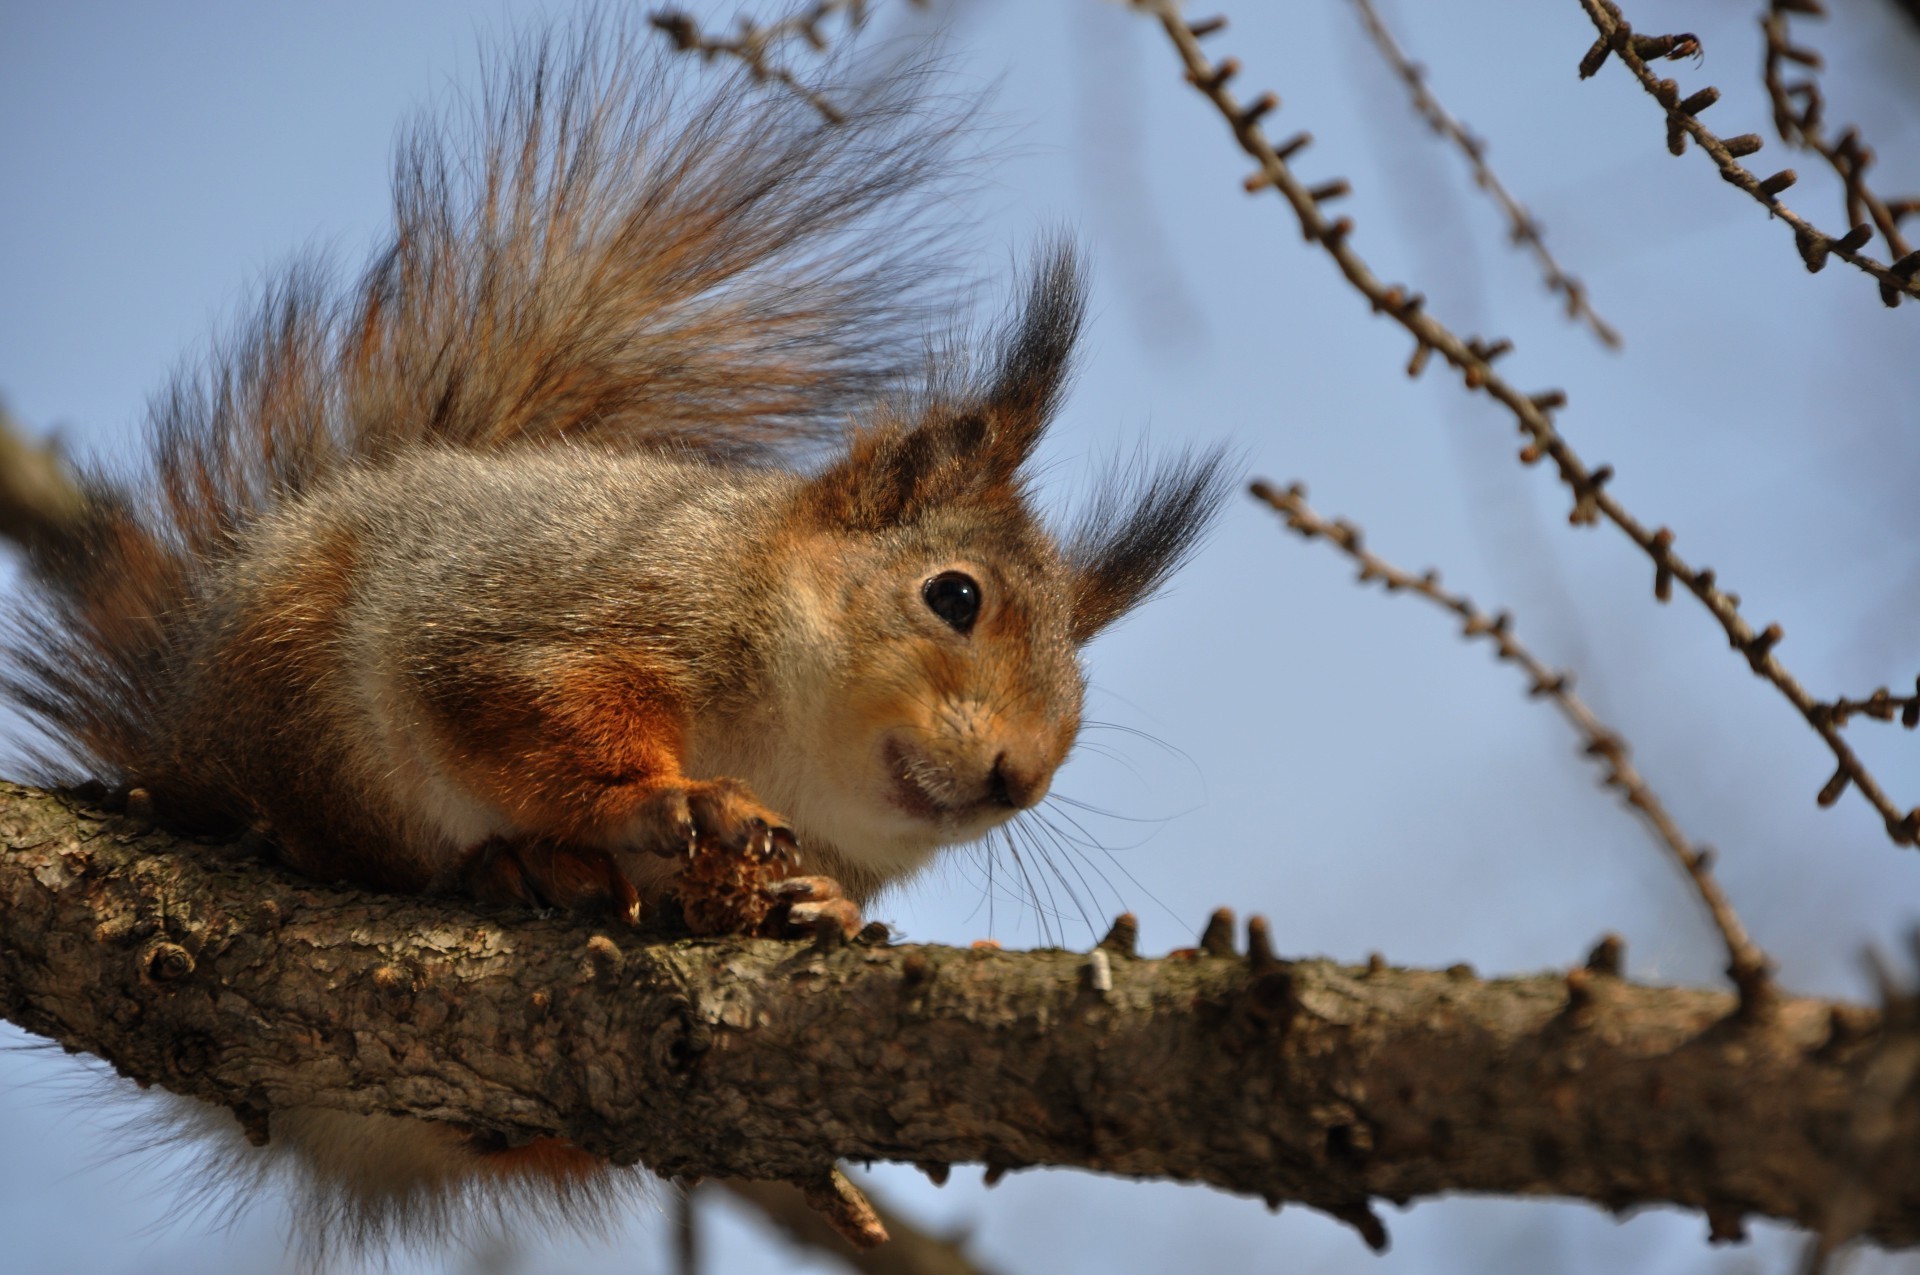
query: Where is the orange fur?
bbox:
[477,1138,605,1183]
[0,13,1231,1260]
[420,649,691,841]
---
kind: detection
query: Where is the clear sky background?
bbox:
[2,1,1917,1273]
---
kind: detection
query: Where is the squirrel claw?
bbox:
[770,875,861,940]
[786,897,863,941]
[638,778,795,861]
[766,874,846,903]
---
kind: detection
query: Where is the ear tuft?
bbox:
[981,239,1088,464]
[1066,446,1235,644]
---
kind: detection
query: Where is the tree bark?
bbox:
[0,781,1913,1252]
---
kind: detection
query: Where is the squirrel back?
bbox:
[1,9,1229,1258]
[10,16,966,803]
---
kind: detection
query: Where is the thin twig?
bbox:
[650,2,917,123]
[0,401,89,554]
[1348,0,1621,348]
[1816,680,1920,732]
[1133,2,1920,847]
[675,1182,701,1275]
[1574,0,1920,306]
[1252,480,1774,1014]
[1763,1,1917,269]
[717,1178,1005,1275]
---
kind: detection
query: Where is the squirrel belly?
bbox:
[0,9,1232,1259]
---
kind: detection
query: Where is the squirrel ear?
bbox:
[974,240,1087,478]
[804,242,1087,530]
[1065,447,1235,644]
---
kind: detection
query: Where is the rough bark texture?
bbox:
[0,780,1914,1251]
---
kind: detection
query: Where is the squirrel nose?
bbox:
[988,752,1050,810]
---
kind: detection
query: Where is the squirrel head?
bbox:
[755,244,1232,884]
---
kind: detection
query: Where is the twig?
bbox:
[1816,680,1920,731]
[1574,0,1920,306]
[675,1182,701,1275]
[1348,0,1621,348]
[1252,480,1774,1015]
[717,1178,1005,1275]
[1762,1,1918,270]
[0,401,89,555]
[1132,2,1920,848]
[650,2,917,123]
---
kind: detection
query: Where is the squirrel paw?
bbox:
[766,875,863,941]
[630,777,797,861]
[461,838,644,926]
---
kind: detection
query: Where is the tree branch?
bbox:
[1763,1,1918,270]
[1,782,1917,1252]
[714,1178,1005,1275]
[1131,2,1920,849]
[1574,0,1920,304]
[1348,0,1622,348]
[1250,480,1774,1017]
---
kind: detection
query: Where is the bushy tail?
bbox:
[1,13,968,784]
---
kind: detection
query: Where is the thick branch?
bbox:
[0,782,1916,1251]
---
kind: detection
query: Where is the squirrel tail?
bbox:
[0,14,968,789]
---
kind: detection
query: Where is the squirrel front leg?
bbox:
[416,643,855,934]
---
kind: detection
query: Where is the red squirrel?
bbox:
[0,13,1227,1256]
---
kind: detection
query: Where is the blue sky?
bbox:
[2,2,1917,1272]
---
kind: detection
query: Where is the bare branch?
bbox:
[1133,2,1920,849]
[1251,480,1775,1015]
[1817,680,1920,732]
[1574,0,1920,305]
[2,782,1919,1251]
[716,1179,1004,1275]
[1762,1,1918,269]
[0,401,89,555]
[649,2,924,122]
[1348,0,1622,348]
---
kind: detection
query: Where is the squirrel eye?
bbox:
[922,571,981,633]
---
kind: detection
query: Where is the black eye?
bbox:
[922,571,981,632]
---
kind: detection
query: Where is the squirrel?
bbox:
[0,11,1228,1259]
